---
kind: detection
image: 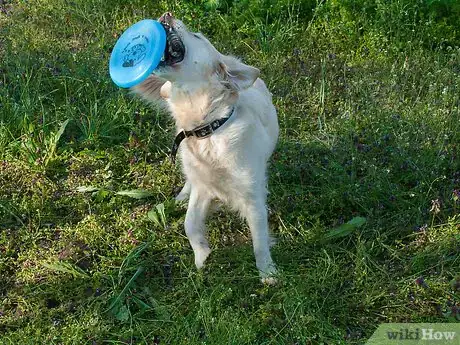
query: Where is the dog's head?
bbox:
[133,12,260,102]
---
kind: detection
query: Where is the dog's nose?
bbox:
[159,12,173,25]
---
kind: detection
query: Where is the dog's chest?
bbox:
[183,137,226,165]
[181,137,237,192]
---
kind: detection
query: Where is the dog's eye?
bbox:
[192,33,202,40]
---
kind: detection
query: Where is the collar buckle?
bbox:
[191,122,214,139]
[170,107,234,163]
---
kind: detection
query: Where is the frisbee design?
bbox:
[109,19,166,88]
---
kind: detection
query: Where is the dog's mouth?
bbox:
[159,23,185,67]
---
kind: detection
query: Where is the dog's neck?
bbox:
[167,81,237,131]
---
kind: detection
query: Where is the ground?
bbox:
[0,0,459,344]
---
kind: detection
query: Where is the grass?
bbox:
[0,0,459,344]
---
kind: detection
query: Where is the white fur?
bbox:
[133,14,279,283]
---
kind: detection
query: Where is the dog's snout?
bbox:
[159,12,174,25]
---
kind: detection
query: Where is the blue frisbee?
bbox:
[109,19,166,88]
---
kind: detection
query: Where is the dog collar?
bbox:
[170,107,234,163]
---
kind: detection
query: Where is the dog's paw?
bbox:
[194,246,211,269]
[259,265,278,285]
[261,276,278,285]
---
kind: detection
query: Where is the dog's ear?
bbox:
[218,55,260,90]
[160,81,171,99]
[131,75,170,102]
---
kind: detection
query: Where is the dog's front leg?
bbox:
[184,188,212,269]
[243,199,277,284]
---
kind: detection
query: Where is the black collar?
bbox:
[170,107,235,163]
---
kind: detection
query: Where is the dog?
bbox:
[133,12,279,284]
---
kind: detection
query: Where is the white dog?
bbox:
[133,13,279,283]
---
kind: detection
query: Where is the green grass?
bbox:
[1,0,459,344]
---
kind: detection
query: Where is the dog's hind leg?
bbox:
[184,188,212,269]
[175,181,191,202]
